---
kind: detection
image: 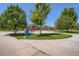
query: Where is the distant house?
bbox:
[28,24,55,31]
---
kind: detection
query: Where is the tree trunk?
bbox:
[39,25,42,35]
[14,25,17,36]
[66,28,69,32]
[14,29,17,35]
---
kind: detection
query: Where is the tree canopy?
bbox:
[0,4,26,31]
[55,7,78,32]
[30,3,51,34]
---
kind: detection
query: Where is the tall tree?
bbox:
[30,3,51,35]
[55,7,78,32]
[61,8,78,23]
[74,23,79,31]
[1,4,26,34]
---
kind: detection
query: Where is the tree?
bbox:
[0,17,3,30]
[30,3,51,35]
[74,23,79,31]
[55,7,78,32]
[1,4,26,34]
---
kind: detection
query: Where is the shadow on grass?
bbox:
[64,31,79,34]
[7,32,72,40]
[8,33,61,37]
[38,33,61,37]
[7,33,31,37]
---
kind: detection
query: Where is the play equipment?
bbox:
[24,28,29,38]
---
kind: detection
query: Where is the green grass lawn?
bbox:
[56,30,79,34]
[8,33,72,40]
[65,31,79,34]
[0,29,10,32]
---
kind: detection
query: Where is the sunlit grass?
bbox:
[8,33,72,40]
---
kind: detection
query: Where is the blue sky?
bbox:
[0,3,79,27]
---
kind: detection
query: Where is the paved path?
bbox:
[0,32,48,56]
[20,34,79,56]
[0,31,79,56]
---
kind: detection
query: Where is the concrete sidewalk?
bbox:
[0,32,79,56]
[20,34,79,56]
[0,32,48,56]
